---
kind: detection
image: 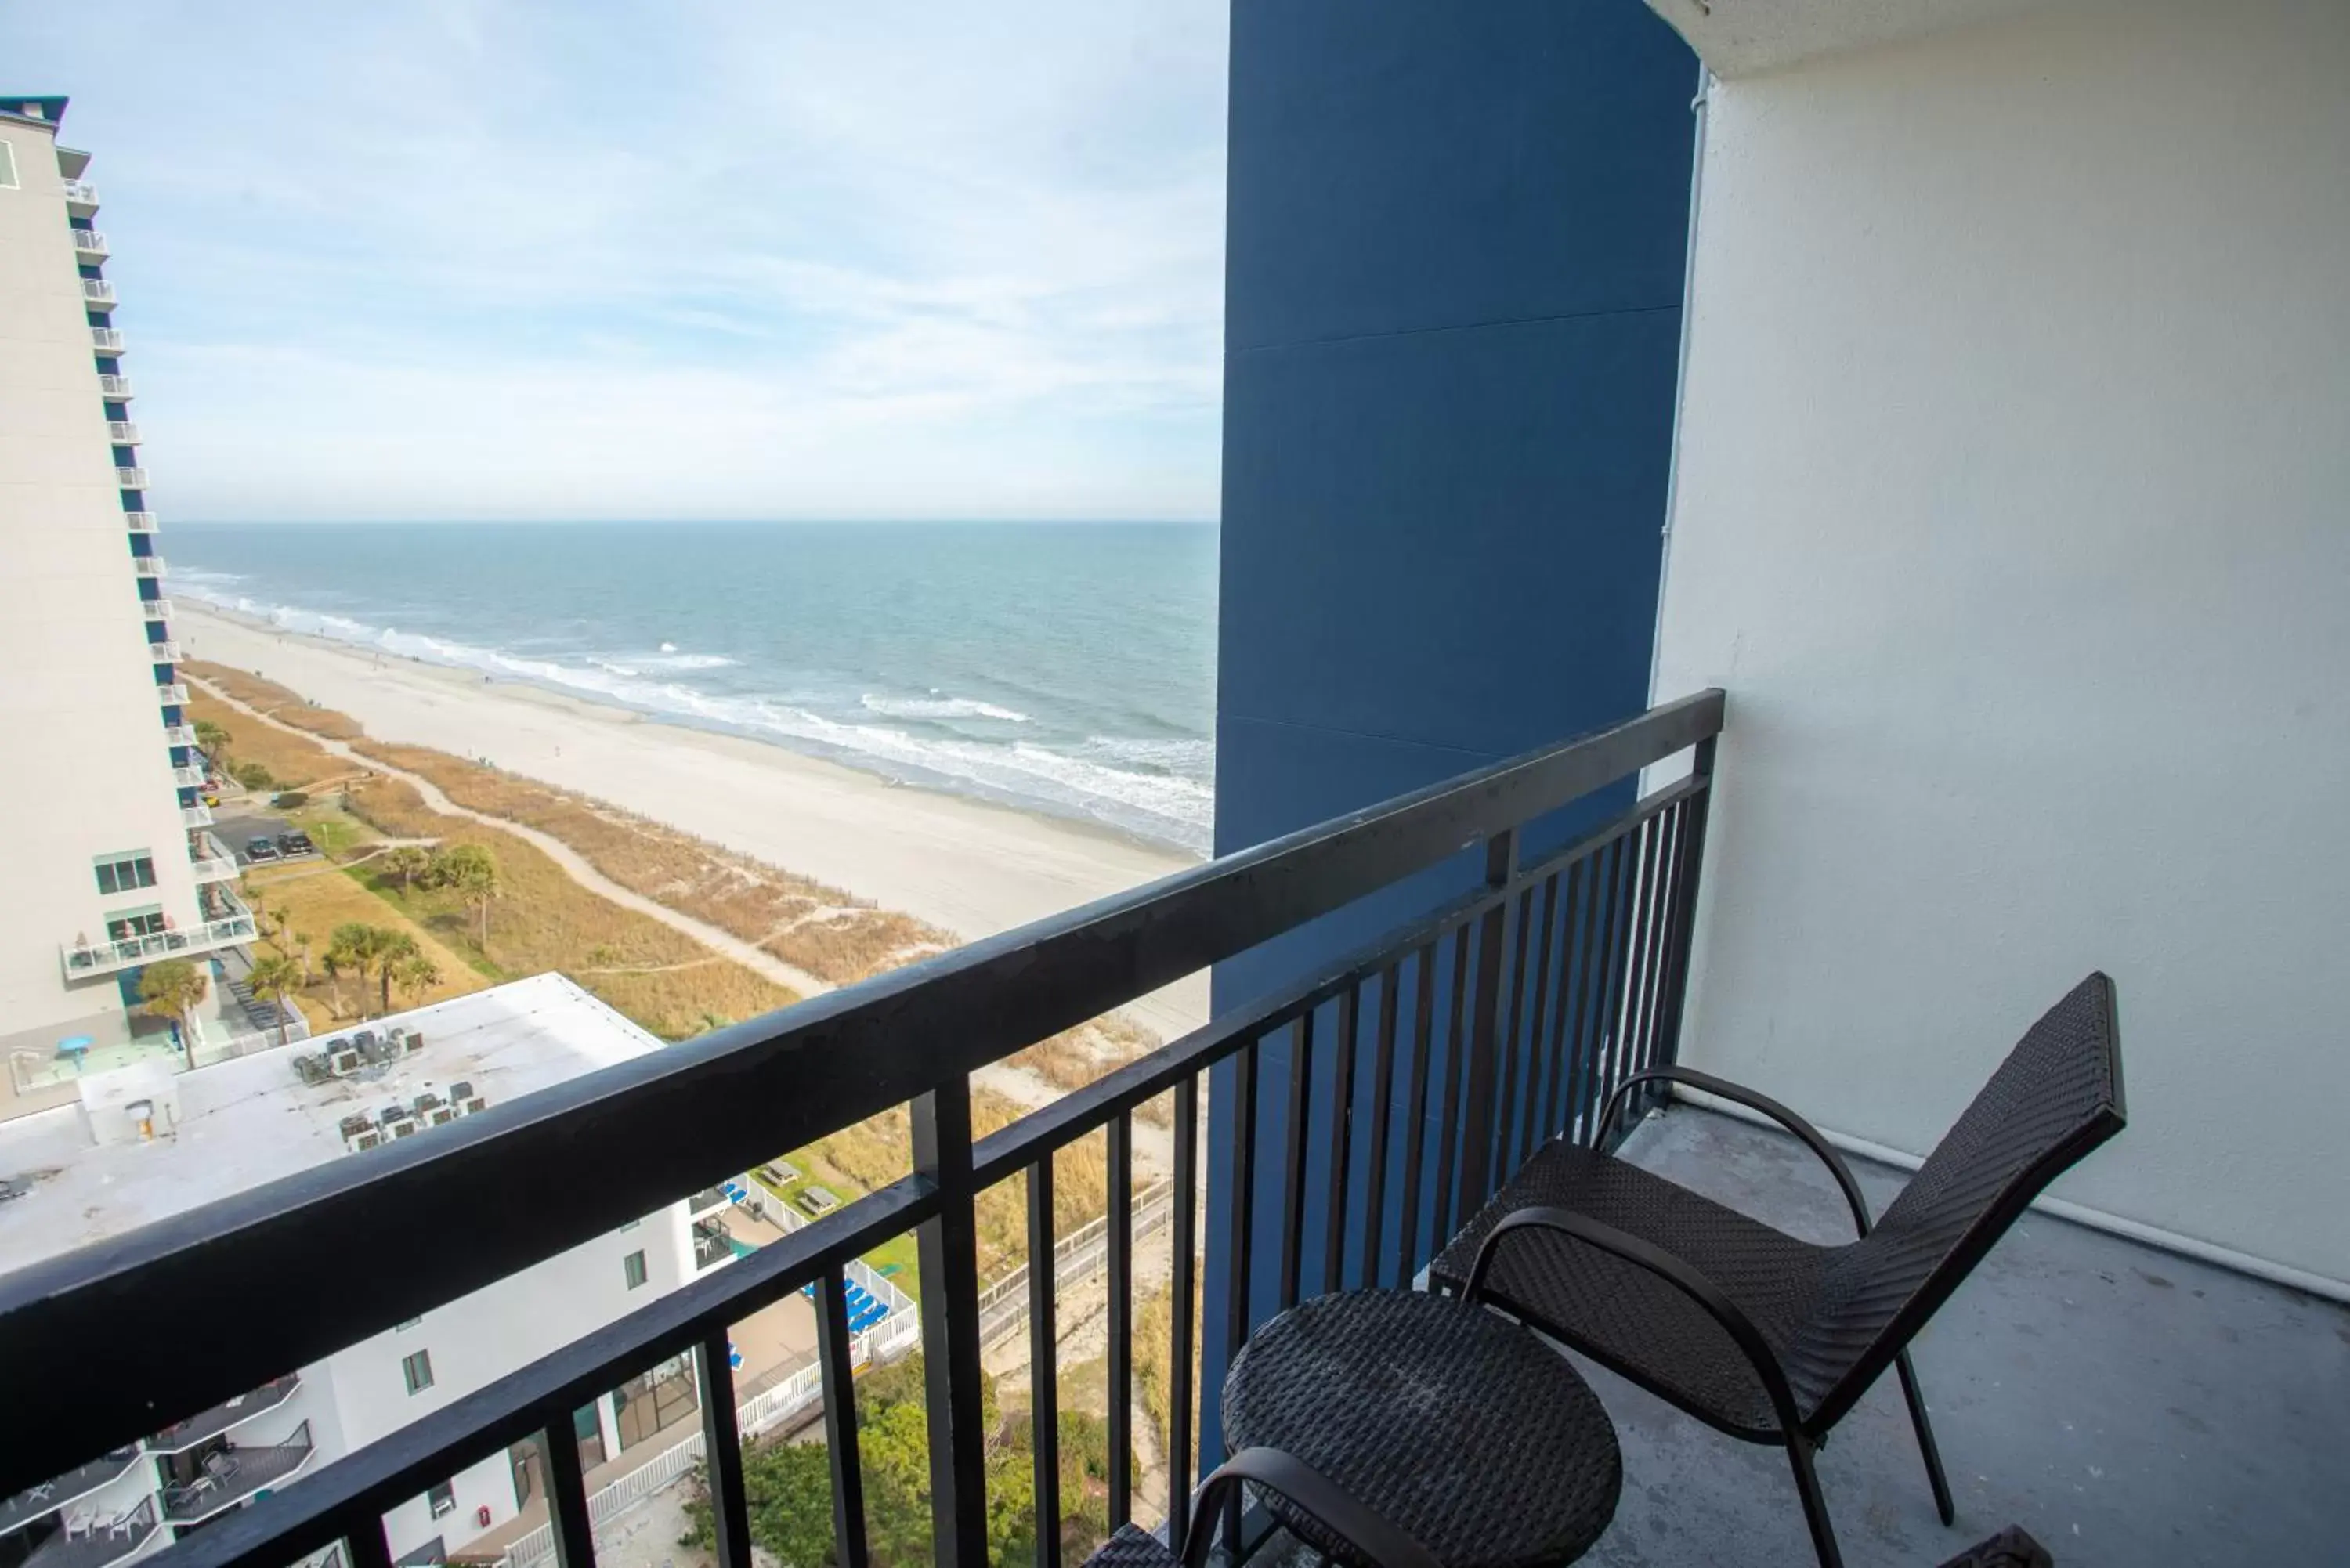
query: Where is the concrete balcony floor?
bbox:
[1577,1107,2348,1566]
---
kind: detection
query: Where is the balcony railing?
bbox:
[163,722,197,746]
[150,642,183,665]
[158,684,190,706]
[0,1448,143,1539]
[132,558,164,579]
[0,694,1723,1568]
[149,1375,302,1455]
[72,229,107,258]
[108,422,140,446]
[60,911,260,980]
[81,279,118,308]
[179,804,212,829]
[90,327,124,354]
[124,512,158,533]
[21,1498,156,1568]
[160,1422,314,1526]
[62,179,99,213]
[115,468,146,490]
[99,374,132,398]
[172,764,205,789]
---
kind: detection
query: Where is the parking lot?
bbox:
[212,807,320,868]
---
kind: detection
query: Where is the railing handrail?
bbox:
[0,692,1723,1500]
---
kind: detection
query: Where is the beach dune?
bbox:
[179,605,1209,1037]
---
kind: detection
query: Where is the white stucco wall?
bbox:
[1652,1,2350,1284]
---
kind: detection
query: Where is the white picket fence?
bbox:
[976,1179,1176,1349]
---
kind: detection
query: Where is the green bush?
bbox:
[273,791,309,809]
[231,760,276,791]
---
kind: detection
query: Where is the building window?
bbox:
[427,1481,456,1519]
[94,853,157,896]
[613,1358,699,1451]
[106,909,165,942]
[402,1349,435,1396]
[623,1250,648,1290]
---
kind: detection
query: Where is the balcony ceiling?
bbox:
[1643,0,2059,78]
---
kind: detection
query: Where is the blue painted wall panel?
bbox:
[1203,0,1697,1462]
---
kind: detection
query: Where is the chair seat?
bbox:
[1429,1140,1847,1439]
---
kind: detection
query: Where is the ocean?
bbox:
[168,522,1219,854]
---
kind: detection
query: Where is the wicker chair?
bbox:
[1086,1446,1441,1568]
[1430,974,2125,1568]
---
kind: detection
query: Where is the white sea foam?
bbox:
[175,581,1212,851]
[860,692,1032,724]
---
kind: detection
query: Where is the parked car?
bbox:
[244,837,280,863]
[277,832,316,857]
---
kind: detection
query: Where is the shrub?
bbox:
[273,791,309,808]
[231,760,276,791]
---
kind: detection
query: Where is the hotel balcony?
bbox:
[131,557,163,579]
[158,1422,315,1528]
[107,422,139,446]
[80,278,117,308]
[178,803,212,829]
[114,467,146,490]
[172,764,204,789]
[122,512,157,533]
[19,1498,157,1568]
[189,830,239,883]
[0,1448,143,1541]
[162,722,196,747]
[70,229,107,259]
[60,179,99,216]
[149,641,183,665]
[157,683,190,706]
[97,373,132,398]
[147,1374,302,1457]
[89,327,124,354]
[59,908,256,980]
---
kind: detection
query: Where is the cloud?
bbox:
[2,0,1227,520]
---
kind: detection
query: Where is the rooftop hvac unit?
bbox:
[428,1107,456,1126]
[391,1121,417,1139]
[463,1096,486,1115]
[330,1048,361,1075]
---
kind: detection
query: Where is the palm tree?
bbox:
[245,955,305,1046]
[138,959,209,1040]
[374,931,420,1014]
[193,718,231,771]
[290,929,315,985]
[322,923,385,1018]
[389,951,442,1009]
[436,844,501,948]
[381,845,432,896]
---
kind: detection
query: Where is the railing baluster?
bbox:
[1653,739,1717,1076]
[1168,1078,1198,1554]
[1431,923,1472,1241]
[1493,883,1536,1191]
[1027,1158,1061,1568]
[1321,982,1359,1295]
[1625,813,1668,1122]
[1592,829,1642,1147]
[1359,963,1400,1288]
[1458,832,1518,1218]
[1633,803,1687,1105]
[1395,942,1437,1284]
[543,1407,596,1568]
[1224,1041,1260,1369]
[912,1080,988,1568]
[1570,836,1623,1145]
[1516,873,1561,1169]
[694,1329,753,1568]
[815,1272,870,1568]
[346,1518,395,1568]
[1539,859,1587,1143]
[1105,1114,1133,1528]
[1278,1012,1313,1311]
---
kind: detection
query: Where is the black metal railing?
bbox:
[22,1497,157,1568]
[0,691,1723,1568]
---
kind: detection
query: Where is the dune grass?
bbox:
[185,691,338,791]
[241,861,490,1027]
[187,663,366,741]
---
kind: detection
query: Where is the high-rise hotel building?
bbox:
[0,97,251,1068]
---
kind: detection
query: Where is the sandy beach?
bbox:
[177,604,1211,1036]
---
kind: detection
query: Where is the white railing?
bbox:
[62,179,99,208]
[124,511,158,533]
[189,829,237,882]
[82,279,118,306]
[172,764,204,788]
[157,682,190,704]
[133,557,164,578]
[99,373,132,397]
[72,229,107,255]
[180,803,212,827]
[108,421,140,444]
[190,854,238,883]
[150,641,182,663]
[164,723,197,746]
[60,913,259,979]
[115,466,146,488]
[91,327,124,352]
[976,1179,1176,1349]
[141,598,173,622]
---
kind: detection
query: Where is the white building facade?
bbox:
[0,98,250,1068]
[1643,0,2350,1294]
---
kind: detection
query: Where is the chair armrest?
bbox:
[1596,1065,1877,1237]
[1183,1447,1442,1568]
[1462,1205,1806,1436]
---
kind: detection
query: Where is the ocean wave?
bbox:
[860,692,1032,724]
[175,581,1212,850]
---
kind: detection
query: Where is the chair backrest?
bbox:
[1802,972,2124,1431]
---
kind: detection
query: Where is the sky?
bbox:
[2,1,1229,522]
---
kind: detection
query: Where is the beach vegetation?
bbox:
[242,862,485,1027]
[380,844,432,894]
[137,959,208,1033]
[389,950,443,1009]
[183,692,334,789]
[273,791,309,809]
[230,760,275,792]
[193,717,231,766]
[244,955,306,1046]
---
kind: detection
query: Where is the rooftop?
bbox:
[1584,1105,2348,1565]
[0,974,666,1278]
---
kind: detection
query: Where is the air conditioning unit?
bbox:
[330,1048,361,1075]
[428,1107,456,1126]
